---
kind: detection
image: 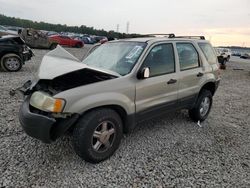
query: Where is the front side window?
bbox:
[176,43,199,71]
[83,42,146,76]
[198,43,217,64]
[143,43,175,77]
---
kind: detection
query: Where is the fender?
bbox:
[64,92,135,115]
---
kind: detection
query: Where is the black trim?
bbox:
[215,79,220,92]
[135,93,198,123]
[178,94,199,109]
[136,100,177,122]
[124,114,136,133]
[50,114,79,140]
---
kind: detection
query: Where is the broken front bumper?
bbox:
[22,51,32,62]
[22,47,33,62]
[19,97,79,143]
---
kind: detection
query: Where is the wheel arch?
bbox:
[199,81,216,96]
[1,51,22,60]
[80,104,135,134]
[49,42,58,49]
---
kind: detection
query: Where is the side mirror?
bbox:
[137,67,150,79]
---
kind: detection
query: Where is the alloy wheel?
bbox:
[92,121,116,152]
[200,97,211,117]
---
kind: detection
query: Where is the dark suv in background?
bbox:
[0,35,33,72]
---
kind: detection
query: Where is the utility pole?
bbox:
[116,24,119,33]
[126,22,130,34]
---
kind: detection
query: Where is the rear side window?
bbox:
[199,43,217,64]
[176,43,199,71]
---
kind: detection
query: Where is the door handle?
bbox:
[197,72,204,77]
[167,79,177,84]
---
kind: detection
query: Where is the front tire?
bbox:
[189,90,213,122]
[73,108,123,163]
[0,54,22,72]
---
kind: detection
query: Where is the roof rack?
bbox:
[143,33,176,38]
[174,36,205,40]
[141,34,205,40]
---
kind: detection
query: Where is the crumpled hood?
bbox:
[37,45,120,80]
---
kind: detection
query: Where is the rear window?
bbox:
[199,43,217,64]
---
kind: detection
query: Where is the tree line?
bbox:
[0,14,142,39]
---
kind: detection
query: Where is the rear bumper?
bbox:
[19,97,79,143]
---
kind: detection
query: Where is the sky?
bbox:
[0,0,249,46]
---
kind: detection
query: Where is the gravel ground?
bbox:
[0,48,250,187]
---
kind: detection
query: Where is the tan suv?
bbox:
[20,28,58,49]
[18,34,220,163]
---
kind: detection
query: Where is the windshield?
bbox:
[82,42,146,76]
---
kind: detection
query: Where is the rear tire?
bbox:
[73,108,123,163]
[0,54,22,72]
[189,90,213,122]
[50,43,57,50]
[75,43,82,48]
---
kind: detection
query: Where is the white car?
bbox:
[215,48,231,62]
[0,25,18,37]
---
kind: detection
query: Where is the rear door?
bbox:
[135,43,178,120]
[175,42,203,107]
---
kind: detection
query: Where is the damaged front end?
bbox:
[13,67,118,97]
[17,80,80,143]
[19,96,80,143]
[16,46,119,143]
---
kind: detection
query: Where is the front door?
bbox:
[135,43,178,121]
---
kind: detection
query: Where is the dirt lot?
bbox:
[0,47,250,187]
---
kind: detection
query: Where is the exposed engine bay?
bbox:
[20,68,118,96]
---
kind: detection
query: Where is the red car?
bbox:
[49,35,84,48]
